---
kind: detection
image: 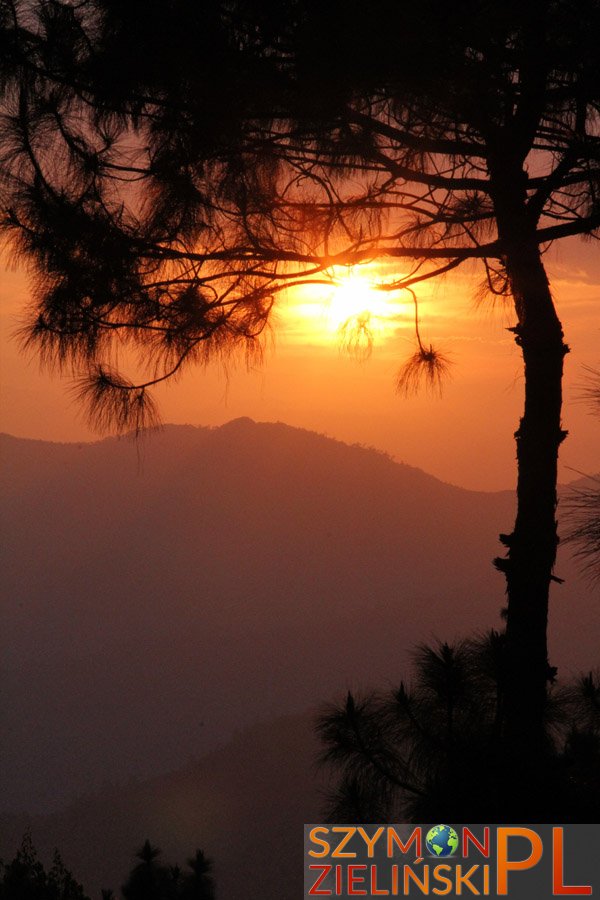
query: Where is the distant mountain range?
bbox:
[0,421,595,828]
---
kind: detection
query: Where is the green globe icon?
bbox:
[425,825,459,858]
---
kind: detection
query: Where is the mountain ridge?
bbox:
[0,419,510,496]
[0,418,594,818]
[1,418,590,492]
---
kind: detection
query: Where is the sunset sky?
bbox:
[1,235,599,491]
[3,1,600,872]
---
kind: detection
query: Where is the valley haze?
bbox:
[0,420,596,898]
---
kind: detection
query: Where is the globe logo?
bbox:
[425,824,459,858]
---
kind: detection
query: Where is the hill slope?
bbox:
[0,710,324,900]
[0,420,594,813]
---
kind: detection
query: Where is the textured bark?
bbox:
[490,160,569,752]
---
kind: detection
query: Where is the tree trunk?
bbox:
[490,162,569,757]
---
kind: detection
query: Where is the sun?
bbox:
[281,266,411,347]
[325,272,392,333]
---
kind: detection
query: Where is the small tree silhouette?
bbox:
[179,852,214,900]
[46,853,88,900]
[0,832,48,900]
[560,670,600,804]
[121,842,178,900]
[318,634,600,822]
[0,837,217,900]
[0,833,89,900]
[120,842,216,900]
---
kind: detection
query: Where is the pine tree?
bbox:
[2,0,599,761]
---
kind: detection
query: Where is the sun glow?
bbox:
[325,274,392,333]
[282,267,413,349]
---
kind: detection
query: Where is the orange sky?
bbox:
[1,236,599,491]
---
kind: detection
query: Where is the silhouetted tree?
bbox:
[565,477,600,577]
[121,842,177,900]
[0,833,89,900]
[179,852,214,900]
[318,635,600,822]
[2,0,600,760]
[119,842,215,900]
[0,838,217,900]
[565,367,600,577]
